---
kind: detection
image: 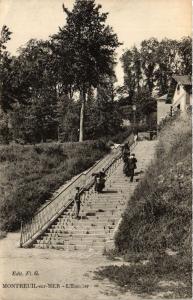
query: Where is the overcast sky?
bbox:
[0,0,191,84]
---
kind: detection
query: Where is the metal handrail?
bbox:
[20,134,134,247]
[35,142,123,216]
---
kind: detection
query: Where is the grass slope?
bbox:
[0,140,109,231]
[96,114,192,298]
[0,127,134,233]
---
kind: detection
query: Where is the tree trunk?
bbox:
[79,88,86,142]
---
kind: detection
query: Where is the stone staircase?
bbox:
[33,140,157,251]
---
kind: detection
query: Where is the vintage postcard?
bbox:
[0,0,192,299]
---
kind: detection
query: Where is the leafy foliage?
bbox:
[0,1,122,144]
[120,37,192,122]
[52,0,121,141]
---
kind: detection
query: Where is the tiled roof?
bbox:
[172,75,192,86]
[166,75,192,103]
[156,94,168,101]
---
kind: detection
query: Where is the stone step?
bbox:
[46,234,112,240]
[55,219,118,226]
[54,220,116,226]
[46,230,113,236]
[57,212,121,220]
[45,229,111,235]
[38,238,107,246]
[79,206,124,212]
[33,141,157,251]
[84,215,120,220]
[51,222,116,231]
[81,199,124,207]
[58,215,120,221]
[82,198,123,201]
[47,228,113,234]
[58,214,120,220]
[81,210,122,214]
[58,208,122,217]
[34,243,106,251]
[80,207,125,212]
[46,231,110,237]
[40,235,109,241]
[55,218,116,223]
[51,223,111,229]
[84,202,124,206]
[55,221,116,226]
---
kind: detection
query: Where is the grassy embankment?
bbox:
[0,140,109,233]
[96,114,192,298]
[0,128,133,235]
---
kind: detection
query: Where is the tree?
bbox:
[57,94,80,142]
[8,39,59,143]
[54,0,120,141]
[154,39,179,95]
[16,39,56,100]
[120,36,192,121]
[84,75,123,139]
[120,49,136,101]
[0,109,10,143]
[131,87,156,126]
[0,25,13,143]
[0,25,12,54]
[178,36,192,75]
[140,38,159,94]
[120,46,142,101]
[0,25,14,111]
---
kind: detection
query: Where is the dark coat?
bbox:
[128,157,137,170]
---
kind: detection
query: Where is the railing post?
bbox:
[20,220,23,248]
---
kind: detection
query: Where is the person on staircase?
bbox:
[122,143,130,176]
[92,173,100,191]
[122,143,130,163]
[74,187,81,219]
[128,153,137,182]
[92,170,106,193]
[133,129,138,146]
[99,169,106,191]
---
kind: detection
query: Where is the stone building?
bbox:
[167,75,192,113]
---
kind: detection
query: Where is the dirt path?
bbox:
[0,233,141,300]
[0,140,157,300]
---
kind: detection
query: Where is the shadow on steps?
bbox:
[100,190,118,194]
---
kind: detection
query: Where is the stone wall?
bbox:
[157,100,171,124]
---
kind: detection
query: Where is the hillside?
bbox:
[0,127,133,234]
[0,141,110,232]
[96,113,192,298]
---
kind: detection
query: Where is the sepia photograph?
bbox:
[0,0,192,299]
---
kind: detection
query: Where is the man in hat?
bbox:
[128,153,137,182]
[74,187,81,218]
